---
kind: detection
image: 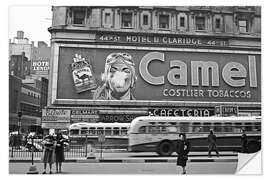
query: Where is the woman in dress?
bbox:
[176,133,190,174]
[55,133,67,173]
[41,133,56,174]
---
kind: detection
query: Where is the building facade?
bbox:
[47,6,261,129]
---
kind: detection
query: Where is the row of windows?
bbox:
[70,127,128,136]
[20,103,41,117]
[138,122,261,134]
[69,8,253,33]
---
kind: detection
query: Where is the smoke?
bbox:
[110,71,128,87]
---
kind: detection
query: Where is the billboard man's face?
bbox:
[108,62,132,93]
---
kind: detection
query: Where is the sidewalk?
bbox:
[9,151,238,163]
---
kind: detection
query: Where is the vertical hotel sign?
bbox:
[42,109,71,129]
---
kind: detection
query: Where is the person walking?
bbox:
[41,133,56,174]
[208,130,219,157]
[241,129,248,153]
[55,133,68,173]
[176,133,190,174]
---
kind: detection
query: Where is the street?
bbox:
[9,162,237,174]
[9,151,238,174]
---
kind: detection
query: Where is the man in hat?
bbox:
[94,52,137,100]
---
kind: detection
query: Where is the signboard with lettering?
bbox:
[71,109,99,119]
[42,109,71,122]
[97,34,229,47]
[55,46,260,105]
[215,105,238,116]
[99,114,139,123]
[150,108,215,117]
[31,58,50,75]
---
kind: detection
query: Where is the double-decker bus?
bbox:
[128,116,261,156]
[69,122,130,149]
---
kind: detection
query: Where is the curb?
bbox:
[9,158,237,163]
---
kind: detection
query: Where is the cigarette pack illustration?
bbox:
[70,54,97,93]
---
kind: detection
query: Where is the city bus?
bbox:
[69,122,130,149]
[128,116,261,156]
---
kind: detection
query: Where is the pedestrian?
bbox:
[41,133,56,174]
[208,130,219,157]
[241,129,248,153]
[55,132,68,173]
[176,133,190,174]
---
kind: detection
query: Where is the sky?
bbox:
[8,5,52,46]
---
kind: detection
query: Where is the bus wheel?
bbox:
[157,141,174,156]
[247,141,260,153]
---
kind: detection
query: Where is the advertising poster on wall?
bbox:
[54,46,261,105]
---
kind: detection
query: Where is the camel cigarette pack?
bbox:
[71,54,97,93]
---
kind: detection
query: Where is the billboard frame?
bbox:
[50,43,261,107]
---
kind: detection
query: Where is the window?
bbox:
[215,18,221,29]
[70,129,79,135]
[105,127,112,135]
[122,13,133,28]
[213,123,222,132]
[239,20,248,33]
[224,123,232,132]
[97,127,103,135]
[105,13,111,24]
[192,122,202,132]
[159,15,169,29]
[180,17,185,27]
[179,122,189,133]
[203,123,211,132]
[80,127,88,135]
[113,127,120,135]
[139,126,146,133]
[195,16,206,30]
[73,9,86,24]
[254,122,261,131]
[244,123,253,131]
[143,15,148,25]
[89,127,96,135]
[121,127,128,135]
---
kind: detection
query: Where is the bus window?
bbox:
[224,123,232,132]
[149,126,159,133]
[138,126,146,133]
[192,122,202,133]
[203,123,211,132]
[213,123,222,132]
[105,127,112,136]
[89,127,96,135]
[70,129,79,135]
[97,127,104,135]
[113,127,120,135]
[254,122,261,131]
[81,127,88,135]
[244,123,253,131]
[160,126,167,133]
[121,127,128,135]
[179,122,189,133]
[167,126,177,133]
[232,122,242,133]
